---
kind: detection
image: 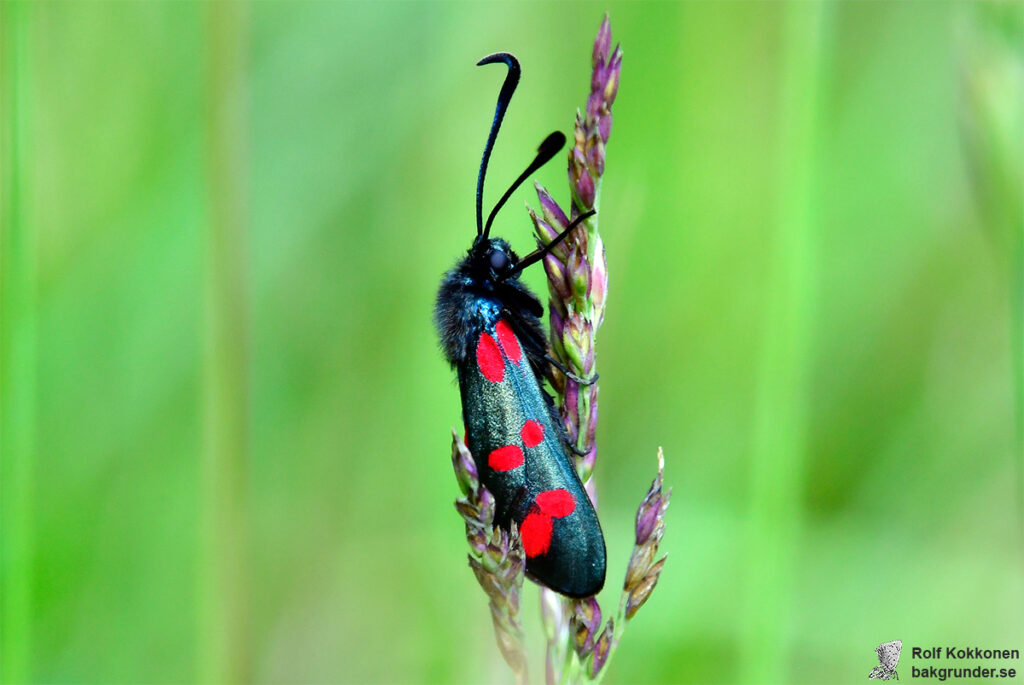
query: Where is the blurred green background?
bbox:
[1,1,1022,683]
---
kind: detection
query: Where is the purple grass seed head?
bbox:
[593,14,611,68]
[535,182,570,229]
[589,619,614,677]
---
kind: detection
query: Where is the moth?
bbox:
[434,52,606,597]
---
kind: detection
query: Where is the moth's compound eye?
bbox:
[489,249,510,273]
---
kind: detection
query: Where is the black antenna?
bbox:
[482,131,566,240]
[476,53,520,238]
[502,210,597,280]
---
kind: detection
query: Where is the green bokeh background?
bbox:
[1,2,1022,684]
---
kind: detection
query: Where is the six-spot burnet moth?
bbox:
[434,52,607,598]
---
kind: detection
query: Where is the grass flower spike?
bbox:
[530,17,622,481]
[451,430,528,683]
[529,15,670,683]
[624,449,670,620]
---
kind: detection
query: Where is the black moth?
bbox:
[435,53,606,597]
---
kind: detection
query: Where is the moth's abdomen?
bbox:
[458,317,606,598]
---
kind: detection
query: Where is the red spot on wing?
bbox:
[521,490,575,558]
[495,320,522,365]
[521,419,544,448]
[488,445,524,472]
[521,512,553,558]
[476,332,504,382]
[535,489,576,518]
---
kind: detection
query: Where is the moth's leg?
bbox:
[545,354,598,386]
[555,411,591,459]
[542,394,592,459]
[566,439,590,458]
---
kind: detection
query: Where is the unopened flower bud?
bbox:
[592,15,611,68]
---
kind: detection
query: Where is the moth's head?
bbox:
[459,53,591,287]
[469,236,519,282]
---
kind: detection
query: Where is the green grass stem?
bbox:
[959,1,1024,546]
[1012,213,1023,541]
[739,4,830,683]
[199,2,250,682]
[0,3,35,682]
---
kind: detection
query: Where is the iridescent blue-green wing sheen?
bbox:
[458,314,606,597]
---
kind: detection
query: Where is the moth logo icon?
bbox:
[868,640,902,680]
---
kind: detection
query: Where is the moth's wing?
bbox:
[514,399,606,597]
[458,322,530,525]
[462,318,606,597]
[868,666,886,680]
